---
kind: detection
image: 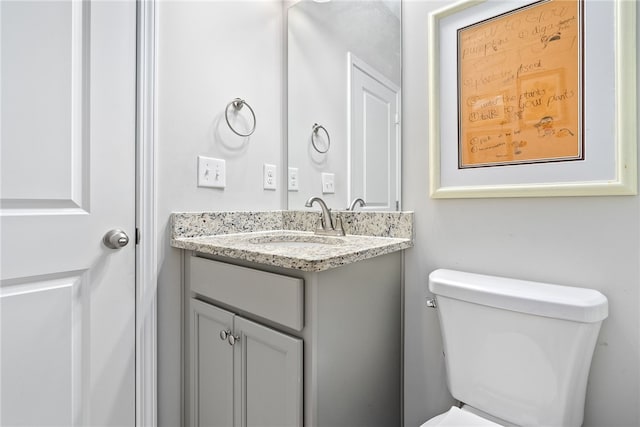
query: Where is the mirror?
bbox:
[287,0,402,211]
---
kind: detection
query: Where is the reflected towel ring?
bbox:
[311,123,330,154]
[225,98,256,137]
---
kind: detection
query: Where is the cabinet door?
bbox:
[191,299,234,427]
[234,316,303,427]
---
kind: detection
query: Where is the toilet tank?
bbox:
[428,269,608,427]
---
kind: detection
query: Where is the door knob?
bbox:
[103,229,130,249]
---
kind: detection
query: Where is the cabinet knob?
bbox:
[220,330,231,341]
[228,334,240,346]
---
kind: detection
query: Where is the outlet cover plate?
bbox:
[288,167,299,191]
[263,163,277,190]
[198,156,226,188]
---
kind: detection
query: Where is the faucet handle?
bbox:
[312,212,345,236]
[333,215,346,236]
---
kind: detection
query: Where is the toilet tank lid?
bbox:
[428,269,608,323]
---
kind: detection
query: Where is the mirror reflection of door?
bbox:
[349,54,400,211]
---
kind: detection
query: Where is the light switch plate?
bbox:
[321,172,335,194]
[198,156,226,188]
[263,163,277,190]
[288,167,299,191]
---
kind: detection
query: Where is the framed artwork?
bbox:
[428,0,636,198]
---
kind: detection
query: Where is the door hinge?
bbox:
[135,228,141,245]
[396,200,400,211]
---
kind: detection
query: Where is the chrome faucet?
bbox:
[347,198,366,211]
[305,196,345,236]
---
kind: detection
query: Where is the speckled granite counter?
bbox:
[170,211,413,271]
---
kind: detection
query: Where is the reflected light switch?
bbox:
[321,172,335,194]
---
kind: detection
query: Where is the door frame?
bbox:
[136,1,158,425]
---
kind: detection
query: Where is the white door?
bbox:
[0,1,137,426]
[349,53,400,211]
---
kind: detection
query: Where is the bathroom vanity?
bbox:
[172,211,413,427]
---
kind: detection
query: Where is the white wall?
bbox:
[402,2,640,427]
[156,2,284,425]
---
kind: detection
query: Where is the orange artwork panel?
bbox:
[458,0,583,168]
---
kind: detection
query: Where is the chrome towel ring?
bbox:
[225,98,256,137]
[311,123,330,154]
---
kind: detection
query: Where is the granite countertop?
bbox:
[170,211,413,272]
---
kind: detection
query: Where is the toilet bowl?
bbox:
[421,406,504,426]
[422,269,608,427]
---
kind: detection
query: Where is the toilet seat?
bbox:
[420,406,503,427]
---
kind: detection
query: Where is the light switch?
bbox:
[198,156,225,188]
[321,172,335,194]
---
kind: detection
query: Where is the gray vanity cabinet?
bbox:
[190,300,234,427]
[185,251,402,427]
[191,299,303,427]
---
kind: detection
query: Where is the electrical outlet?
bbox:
[288,167,299,191]
[198,156,225,188]
[263,163,277,190]
[321,172,335,194]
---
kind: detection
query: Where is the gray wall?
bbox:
[402,1,640,427]
[156,2,284,425]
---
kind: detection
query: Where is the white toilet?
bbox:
[422,269,608,427]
